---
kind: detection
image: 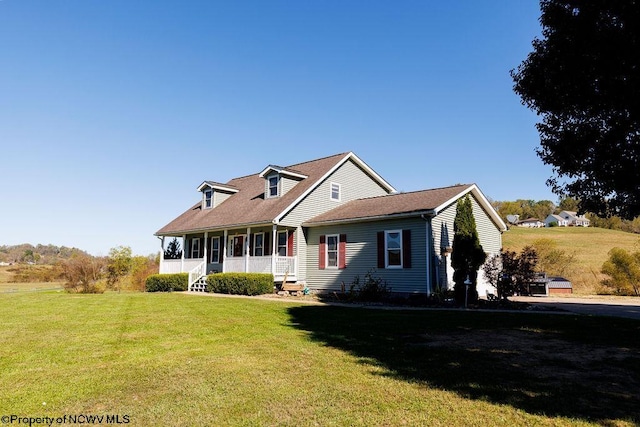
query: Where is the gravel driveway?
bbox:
[511,295,640,320]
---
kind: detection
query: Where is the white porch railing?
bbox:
[160,259,205,274]
[160,256,297,278]
[188,261,207,290]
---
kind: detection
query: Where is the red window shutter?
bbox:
[287,231,294,256]
[319,235,326,269]
[377,231,385,268]
[339,234,347,269]
[402,229,412,268]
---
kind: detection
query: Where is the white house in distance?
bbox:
[544,211,590,227]
[516,218,545,228]
[155,152,507,297]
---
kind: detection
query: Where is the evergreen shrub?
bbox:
[206,273,274,296]
[145,273,188,292]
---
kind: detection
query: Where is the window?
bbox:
[268,176,279,198]
[253,233,264,256]
[385,230,402,267]
[319,234,346,269]
[377,230,411,269]
[330,182,341,201]
[210,237,220,263]
[277,231,288,256]
[190,238,201,259]
[326,234,339,268]
[204,190,212,209]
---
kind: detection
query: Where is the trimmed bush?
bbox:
[206,273,274,296]
[145,273,188,292]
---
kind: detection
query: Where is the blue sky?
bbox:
[0,1,549,256]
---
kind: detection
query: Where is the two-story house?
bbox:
[155,152,507,297]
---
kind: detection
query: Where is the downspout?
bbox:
[421,213,435,295]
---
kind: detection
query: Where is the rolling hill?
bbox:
[501,226,640,294]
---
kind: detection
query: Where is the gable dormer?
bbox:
[197,181,239,209]
[258,165,307,199]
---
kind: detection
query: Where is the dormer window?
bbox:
[259,165,308,199]
[197,181,239,209]
[204,190,212,209]
[268,176,279,198]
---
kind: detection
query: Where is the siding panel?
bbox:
[306,218,428,294]
[281,159,392,281]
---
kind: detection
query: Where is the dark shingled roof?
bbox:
[303,184,474,225]
[156,153,351,235]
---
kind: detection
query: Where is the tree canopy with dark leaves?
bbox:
[512,0,640,219]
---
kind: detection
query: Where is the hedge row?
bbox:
[206,273,274,296]
[145,273,188,292]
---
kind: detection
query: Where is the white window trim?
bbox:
[330,182,341,201]
[191,238,201,259]
[267,175,279,198]
[384,230,403,269]
[203,190,213,209]
[210,236,220,263]
[277,231,288,256]
[253,232,264,257]
[325,234,339,269]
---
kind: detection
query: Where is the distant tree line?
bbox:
[0,243,88,264]
[492,197,640,234]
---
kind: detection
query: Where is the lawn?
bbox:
[502,226,640,294]
[1,292,639,426]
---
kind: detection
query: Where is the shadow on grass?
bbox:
[287,305,640,424]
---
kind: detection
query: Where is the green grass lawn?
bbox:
[502,226,640,294]
[1,292,638,426]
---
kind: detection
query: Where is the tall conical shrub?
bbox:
[451,195,486,305]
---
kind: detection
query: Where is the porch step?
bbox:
[189,279,207,292]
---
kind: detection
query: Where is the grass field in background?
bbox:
[1,291,638,426]
[502,226,640,294]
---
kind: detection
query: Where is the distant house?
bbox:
[506,214,520,225]
[516,218,544,228]
[155,152,507,296]
[545,211,590,227]
[559,211,590,227]
[544,214,569,227]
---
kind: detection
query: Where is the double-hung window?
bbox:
[253,233,264,257]
[204,190,212,209]
[268,176,279,198]
[330,182,341,201]
[277,231,288,256]
[377,230,411,269]
[326,234,339,268]
[210,237,220,263]
[385,230,402,268]
[190,238,201,259]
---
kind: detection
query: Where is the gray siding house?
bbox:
[155,152,507,296]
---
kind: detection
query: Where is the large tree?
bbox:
[451,195,486,305]
[512,1,640,219]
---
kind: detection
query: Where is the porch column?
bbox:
[245,227,251,273]
[271,224,277,275]
[159,236,165,274]
[203,231,209,271]
[181,234,186,273]
[222,230,228,273]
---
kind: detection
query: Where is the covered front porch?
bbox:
[158,225,298,290]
